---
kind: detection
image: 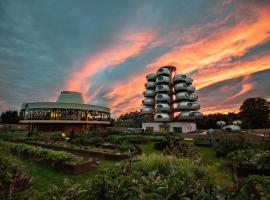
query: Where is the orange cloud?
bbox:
[193,52,270,90]
[104,70,148,116]
[65,31,156,102]
[105,2,270,117]
[149,2,270,74]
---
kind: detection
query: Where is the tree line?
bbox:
[0,110,19,124]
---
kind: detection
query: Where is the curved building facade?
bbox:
[20,91,111,132]
[142,66,203,133]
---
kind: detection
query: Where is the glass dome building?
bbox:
[20,91,111,132]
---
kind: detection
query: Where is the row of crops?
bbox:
[0,129,270,199]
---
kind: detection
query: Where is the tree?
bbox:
[114,111,147,128]
[0,110,19,124]
[239,97,270,129]
[195,112,239,129]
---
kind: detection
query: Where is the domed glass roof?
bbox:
[56,91,85,104]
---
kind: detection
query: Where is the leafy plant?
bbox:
[227,149,270,169]
[0,151,30,198]
[0,141,91,165]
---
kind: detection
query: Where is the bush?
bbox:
[0,151,30,197]
[49,154,228,200]
[164,143,203,163]
[227,149,270,169]
[214,136,261,157]
[193,135,214,147]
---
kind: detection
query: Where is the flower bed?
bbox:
[0,141,97,175]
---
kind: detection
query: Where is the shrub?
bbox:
[49,154,228,200]
[193,135,214,147]
[0,151,30,197]
[227,149,270,169]
[164,143,203,163]
[214,136,261,157]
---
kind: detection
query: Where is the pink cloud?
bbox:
[65,31,156,102]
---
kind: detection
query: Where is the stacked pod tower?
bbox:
[142,73,157,120]
[154,66,176,122]
[173,74,203,120]
[142,66,203,126]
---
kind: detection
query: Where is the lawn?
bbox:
[196,146,235,191]
[140,142,161,154]
[17,159,118,198]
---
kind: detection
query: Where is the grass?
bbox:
[3,138,234,198]
[196,146,235,192]
[140,142,161,154]
[17,158,118,197]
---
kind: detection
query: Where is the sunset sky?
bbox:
[0,0,270,117]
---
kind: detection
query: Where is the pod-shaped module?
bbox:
[232,120,242,125]
[187,85,195,93]
[154,113,171,122]
[142,98,155,106]
[143,90,155,97]
[173,74,193,84]
[174,83,188,92]
[179,111,193,120]
[175,92,189,101]
[177,102,200,110]
[155,103,171,112]
[156,76,170,84]
[155,94,170,102]
[141,107,154,114]
[216,121,226,127]
[156,84,170,93]
[145,82,156,89]
[146,73,157,82]
[188,93,198,101]
[192,111,203,119]
[156,67,170,76]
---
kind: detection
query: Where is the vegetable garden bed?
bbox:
[233,161,270,178]
[0,151,31,196]
[1,176,32,194]
[24,141,130,161]
[1,141,97,175]
[14,152,97,175]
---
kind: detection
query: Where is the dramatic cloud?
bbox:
[101,1,270,117]
[0,0,270,117]
[65,31,156,102]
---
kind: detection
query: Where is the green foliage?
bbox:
[0,110,19,124]
[240,97,270,128]
[113,111,146,128]
[164,143,203,163]
[49,154,228,200]
[194,135,214,147]
[195,112,239,129]
[234,175,270,200]
[249,175,270,199]
[0,149,30,198]
[227,149,270,169]
[214,136,261,157]
[0,141,90,165]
